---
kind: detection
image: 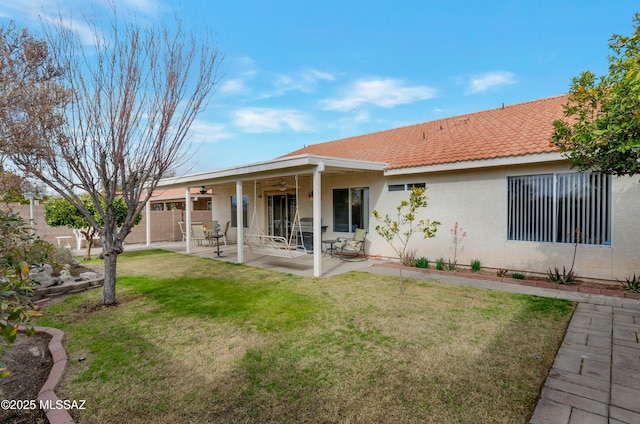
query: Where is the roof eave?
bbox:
[383,152,566,176]
[156,154,387,189]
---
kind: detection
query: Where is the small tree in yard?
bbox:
[45,195,140,260]
[0,14,222,306]
[373,186,440,295]
[551,13,640,177]
[0,167,26,204]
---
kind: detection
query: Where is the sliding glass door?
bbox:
[267,194,296,238]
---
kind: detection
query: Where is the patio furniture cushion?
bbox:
[335,229,367,261]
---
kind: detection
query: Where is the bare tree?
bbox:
[0,13,222,305]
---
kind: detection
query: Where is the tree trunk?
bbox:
[82,228,95,260]
[84,237,94,261]
[101,247,118,306]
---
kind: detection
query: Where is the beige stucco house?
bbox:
[152,95,640,281]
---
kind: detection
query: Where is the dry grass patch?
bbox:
[36,250,574,423]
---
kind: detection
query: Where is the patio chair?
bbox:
[335,228,367,261]
[178,221,187,245]
[190,223,209,246]
[221,221,230,246]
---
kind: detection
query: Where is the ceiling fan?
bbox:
[264,178,295,191]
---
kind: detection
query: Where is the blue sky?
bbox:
[1,1,639,175]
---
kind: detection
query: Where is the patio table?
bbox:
[322,239,338,258]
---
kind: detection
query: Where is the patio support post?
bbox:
[145,198,151,246]
[185,187,192,253]
[236,180,244,263]
[312,162,324,277]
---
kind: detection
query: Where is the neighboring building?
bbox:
[148,187,215,213]
[154,95,640,280]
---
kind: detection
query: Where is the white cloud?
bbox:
[0,0,162,46]
[188,120,232,143]
[307,69,335,82]
[271,68,336,95]
[322,78,437,111]
[37,12,98,46]
[234,108,310,133]
[118,0,161,12]
[353,110,370,124]
[467,71,516,94]
[219,79,246,95]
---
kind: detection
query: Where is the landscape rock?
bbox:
[59,269,75,285]
[29,264,58,288]
[79,271,99,280]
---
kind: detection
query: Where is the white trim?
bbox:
[383,152,566,176]
[313,164,323,277]
[156,154,386,189]
[185,187,192,253]
[236,180,244,263]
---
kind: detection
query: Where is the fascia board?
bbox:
[156,154,386,189]
[383,153,566,176]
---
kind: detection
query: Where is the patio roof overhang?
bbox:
[155,154,387,189]
[146,154,387,278]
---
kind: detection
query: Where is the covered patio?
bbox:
[144,154,387,277]
[103,241,379,277]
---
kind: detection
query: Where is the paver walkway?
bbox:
[366,266,640,424]
[530,302,640,424]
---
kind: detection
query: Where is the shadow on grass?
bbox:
[118,274,324,333]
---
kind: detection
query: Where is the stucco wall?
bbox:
[328,163,639,281]
[13,161,636,281]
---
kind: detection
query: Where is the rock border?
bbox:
[33,266,104,301]
[18,326,74,424]
[23,265,103,423]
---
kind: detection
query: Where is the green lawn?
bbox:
[35,250,574,423]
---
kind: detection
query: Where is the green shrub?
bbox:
[546,266,578,285]
[511,272,526,280]
[402,249,417,267]
[0,209,38,378]
[447,259,457,271]
[621,273,640,293]
[49,246,80,273]
[470,259,481,272]
[435,257,445,270]
[414,257,430,269]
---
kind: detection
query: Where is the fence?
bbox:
[4,203,217,249]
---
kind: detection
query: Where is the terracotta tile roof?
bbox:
[281,95,568,170]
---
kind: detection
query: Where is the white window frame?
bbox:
[333,187,369,233]
[387,182,426,192]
